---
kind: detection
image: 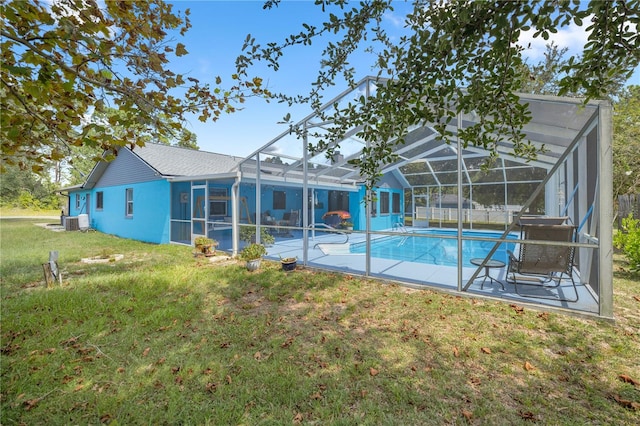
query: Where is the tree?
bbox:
[518,42,571,96]
[53,107,200,184]
[1,0,266,174]
[613,85,640,199]
[0,164,61,210]
[518,42,628,99]
[237,0,640,188]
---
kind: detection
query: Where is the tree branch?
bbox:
[1,30,164,114]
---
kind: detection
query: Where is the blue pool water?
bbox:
[350,229,517,267]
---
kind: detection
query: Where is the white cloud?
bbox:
[517,15,593,62]
[383,10,405,29]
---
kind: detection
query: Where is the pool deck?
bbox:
[265,228,601,317]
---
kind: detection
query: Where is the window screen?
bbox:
[392,192,400,213]
[96,192,103,210]
[125,188,133,216]
[273,191,286,210]
[209,188,228,216]
[328,190,349,211]
[380,192,390,214]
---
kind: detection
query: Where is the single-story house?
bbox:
[63,142,405,249]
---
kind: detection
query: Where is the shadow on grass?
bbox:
[2,220,638,424]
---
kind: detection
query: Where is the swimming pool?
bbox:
[349,229,517,267]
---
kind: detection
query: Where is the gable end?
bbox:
[96,148,162,187]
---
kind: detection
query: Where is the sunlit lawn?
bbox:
[0,207,61,217]
[1,218,639,424]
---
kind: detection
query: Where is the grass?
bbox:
[1,218,639,424]
[0,207,62,217]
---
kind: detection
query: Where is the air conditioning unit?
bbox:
[65,216,79,231]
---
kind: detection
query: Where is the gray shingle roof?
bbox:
[131,143,242,177]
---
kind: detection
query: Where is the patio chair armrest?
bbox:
[507,250,518,272]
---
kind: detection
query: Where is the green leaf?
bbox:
[175,43,188,56]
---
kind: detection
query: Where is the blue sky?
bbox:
[168,1,640,157]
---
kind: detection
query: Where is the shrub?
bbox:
[239,243,267,261]
[614,214,640,274]
[239,226,275,245]
[194,236,217,247]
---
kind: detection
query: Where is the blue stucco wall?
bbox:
[239,184,306,224]
[69,180,171,244]
[355,186,405,230]
[236,183,404,231]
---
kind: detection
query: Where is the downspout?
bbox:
[231,171,241,257]
[57,191,70,225]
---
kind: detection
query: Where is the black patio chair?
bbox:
[507,224,579,302]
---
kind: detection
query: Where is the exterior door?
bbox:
[85,194,91,225]
[192,187,206,239]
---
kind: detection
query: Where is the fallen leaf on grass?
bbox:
[76,347,92,355]
[613,394,640,410]
[524,361,535,371]
[61,336,79,346]
[453,347,459,357]
[462,409,473,420]
[519,411,537,421]
[23,399,40,411]
[226,375,232,384]
[142,347,150,357]
[369,367,379,376]
[633,295,640,303]
[619,374,640,386]
[481,347,492,354]
[310,392,322,400]
[469,377,481,386]
[537,312,549,320]
[205,382,217,393]
[293,412,303,423]
[510,304,524,314]
[254,351,262,360]
[281,337,294,348]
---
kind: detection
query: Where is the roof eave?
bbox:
[167,172,240,182]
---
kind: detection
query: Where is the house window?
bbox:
[273,191,286,210]
[96,192,104,210]
[371,190,377,217]
[328,190,349,211]
[75,194,80,210]
[380,191,390,214]
[392,192,401,214]
[209,187,227,216]
[125,188,133,217]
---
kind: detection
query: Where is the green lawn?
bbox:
[1,218,639,424]
[0,207,61,217]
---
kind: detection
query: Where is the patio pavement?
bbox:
[264,227,600,316]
